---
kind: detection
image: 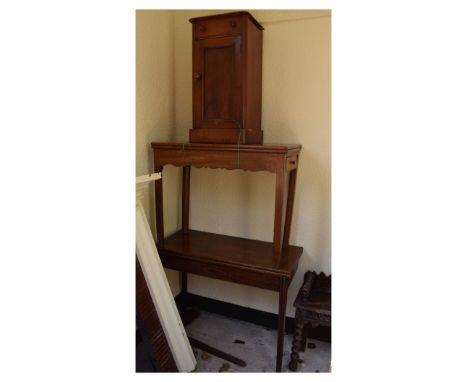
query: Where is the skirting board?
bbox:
[175,292,331,343]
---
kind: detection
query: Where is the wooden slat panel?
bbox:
[136,257,178,372]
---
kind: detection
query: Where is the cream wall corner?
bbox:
[136,10,180,295]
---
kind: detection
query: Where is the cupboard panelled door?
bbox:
[193,36,242,131]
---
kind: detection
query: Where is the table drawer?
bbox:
[160,253,282,291]
[194,15,243,39]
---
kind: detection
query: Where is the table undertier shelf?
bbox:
[158,230,303,291]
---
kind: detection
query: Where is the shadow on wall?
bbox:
[292,147,331,273]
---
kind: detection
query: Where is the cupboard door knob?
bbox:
[193,73,201,80]
[199,25,206,32]
[230,21,237,28]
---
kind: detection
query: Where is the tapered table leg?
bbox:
[276,277,288,372]
[154,167,164,246]
[181,272,187,293]
[273,168,286,261]
[181,166,191,294]
[282,168,297,248]
[182,166,190,233]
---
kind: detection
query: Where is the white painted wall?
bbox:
[136,10,331,317]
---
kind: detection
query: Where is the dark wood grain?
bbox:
[193,14,243,39]
[152,141,302,273]
[154,169,164,246]
[181,166,191,295]
[189,127,263,144]
[276,277,289,372]
[159,229,302,276]
[158,230,302,291]
[190,11,264,144]
[193,36,242,130]
[190,11,264,36]
[189,337,246,367]
[181,271,187,294]
[136,257,178,372]
[289,272,331,372]
[282,168,298,248]
[244,13,263,135]
[152,142,300,174]
[182,166,191,233]
[203,43,238,121]
[152,142,301,153]
[273,165,286,259]
[151,141,302,372]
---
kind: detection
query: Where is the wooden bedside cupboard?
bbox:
[189,12,264,144]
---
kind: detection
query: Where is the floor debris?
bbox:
[233,339,245,344]
[201,351,210,360]
[218,363,230,372]
[308,342,317,349]
[185,311,331,372]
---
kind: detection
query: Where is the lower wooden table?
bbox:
[151,142,303,372]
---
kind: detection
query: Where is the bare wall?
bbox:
[136,10,180,294]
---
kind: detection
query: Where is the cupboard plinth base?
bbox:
[189,128,263,144]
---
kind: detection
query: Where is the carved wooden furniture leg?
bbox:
[288,321,305,371]
[276,277,288,372]
[300,324,307,351]
[288,271,332,372]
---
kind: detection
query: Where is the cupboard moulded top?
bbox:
[189,11,264,31]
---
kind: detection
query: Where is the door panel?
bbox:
[204,45,235,120]
[194,36,242,129]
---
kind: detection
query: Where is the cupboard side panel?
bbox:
[244,20,263,134]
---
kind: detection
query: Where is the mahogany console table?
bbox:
[151,142,303,372]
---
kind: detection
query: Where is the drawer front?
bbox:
[194,16,243,39]
[193,35,243,130]
[160,253,282,291]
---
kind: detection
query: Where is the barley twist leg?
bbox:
[288,322,305,371]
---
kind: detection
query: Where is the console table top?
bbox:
[151,142,301,154]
